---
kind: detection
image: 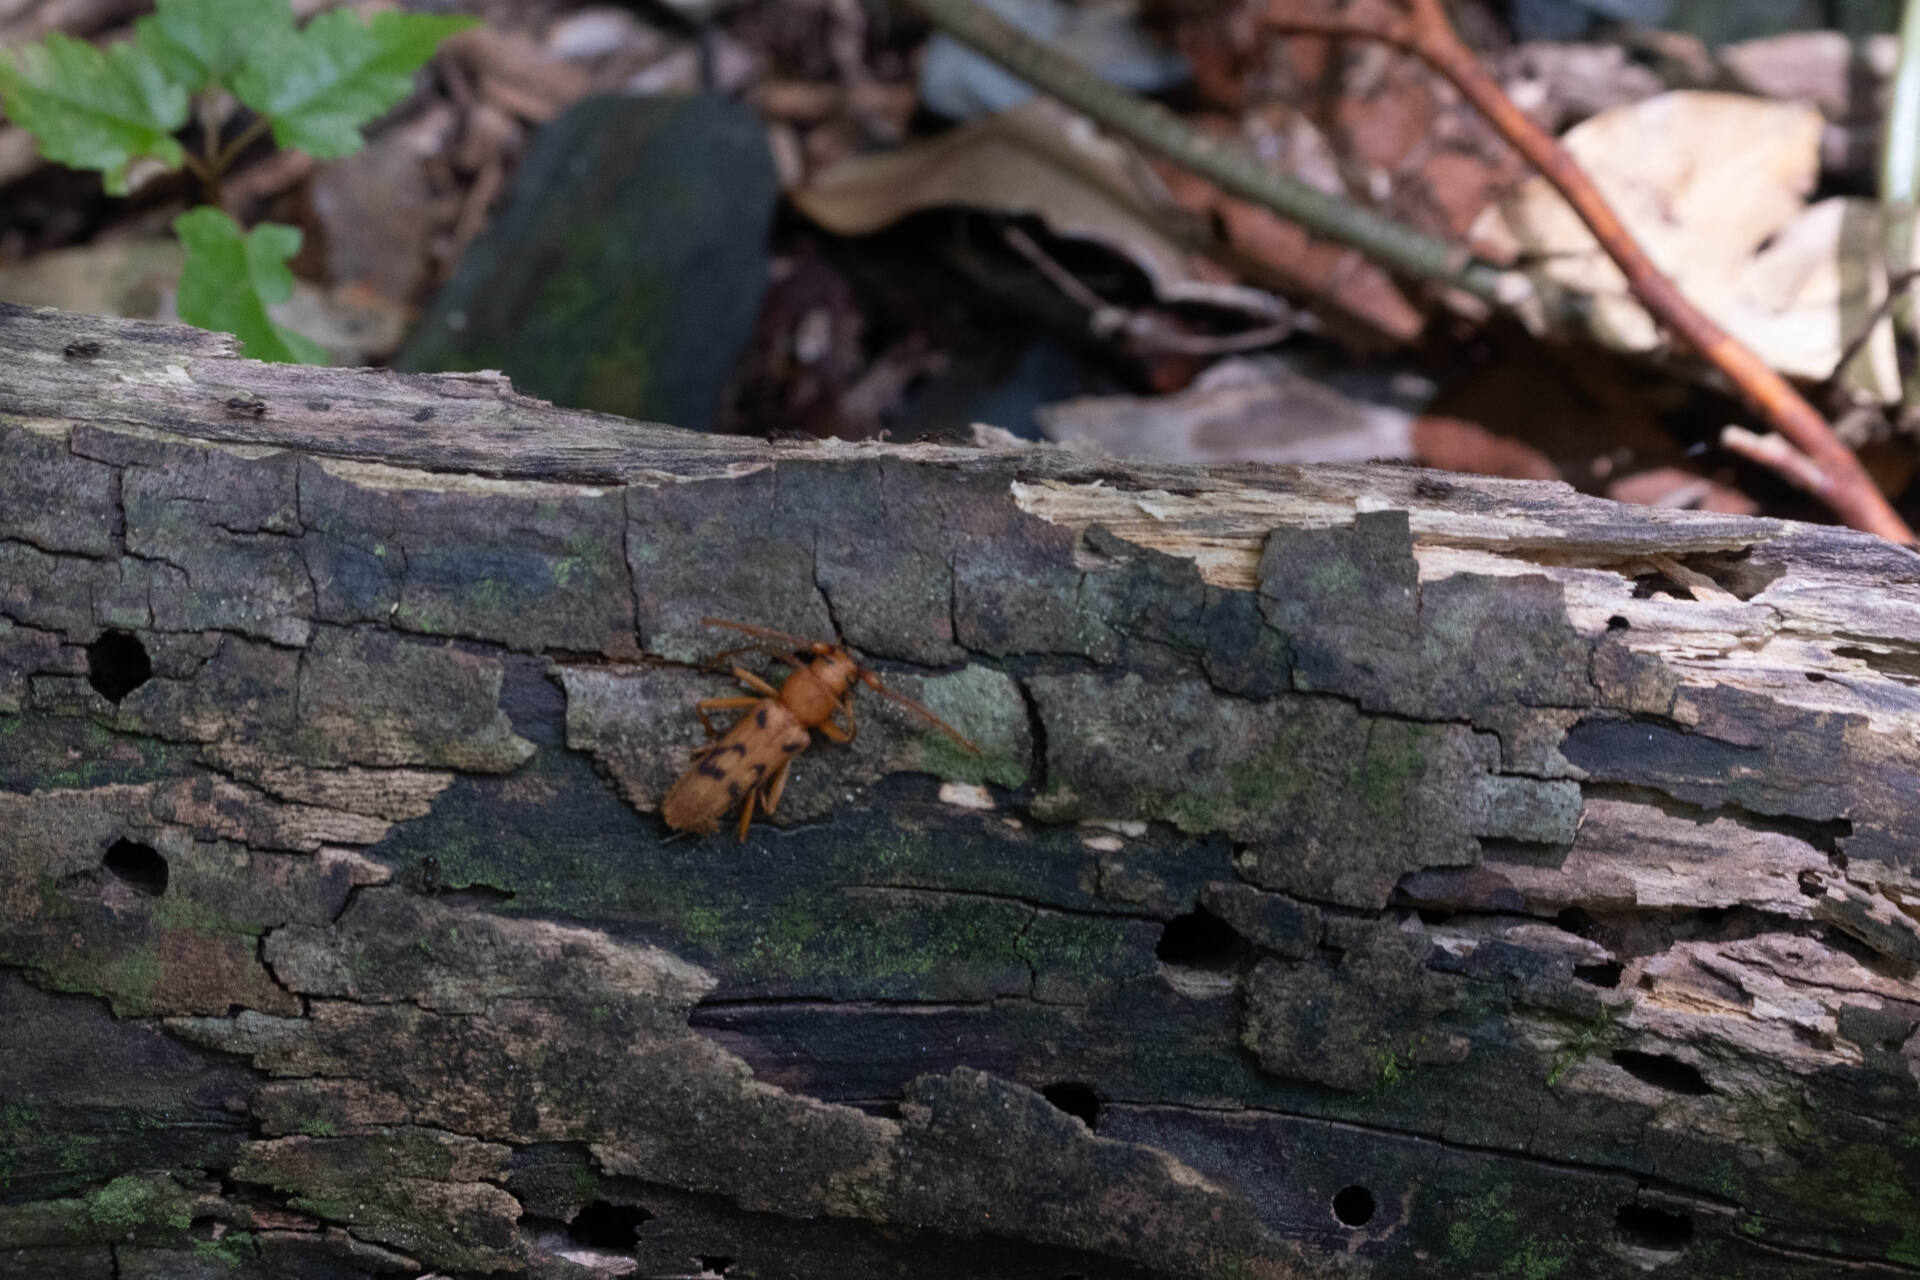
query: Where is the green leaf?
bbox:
[173,208,328,365]
[0,33,188,195]
[231,10,479,159]
[135,0,297,92]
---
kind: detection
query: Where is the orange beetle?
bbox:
[662,618,980,838]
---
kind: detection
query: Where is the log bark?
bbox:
[3,302,1919,1279]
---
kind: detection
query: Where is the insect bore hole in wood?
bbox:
[1610,1050,1711,1095]
[565,1200,653,1250]
[102,838,168,897]
[1041,1081,1101,1129]
[86,629,151,703]
[1573,960,1623,987]
[1155,906,1250,971]
[1332,1185,1376,1227]
[1615,1203,1693,1253]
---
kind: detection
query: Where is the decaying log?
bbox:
[2,301,1919,1279]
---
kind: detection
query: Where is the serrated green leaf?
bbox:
[231,10,478,159]
[173,208,328,365]
[134,0,297,92]
[0,33,188,194]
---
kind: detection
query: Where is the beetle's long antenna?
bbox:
[860,670,981,754]
[701,617,826,652]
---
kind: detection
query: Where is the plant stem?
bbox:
[210,116,271,180]
[1882,0,1920,407]
[196,92,223,206]
[887,0,1517,305]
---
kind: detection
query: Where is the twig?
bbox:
[887,0,1519,306]
[1264,0,1914,543]
[1829,266,1920,387]
[1720,426,1831,498]
[1001,222,1111,314]
[1002,222,1297,355]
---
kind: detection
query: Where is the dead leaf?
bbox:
[1145,104,1436,348]
[546,7,676,64]
[1497,41,1667,134]
[1412,414,1560,482]
[1182,171,1426,346]
[1477,90,1901,402]
[793,98,1277,317]
[0,239,407,365]
[311,104,459,304]
[1037,355,1422,465]
[0,238,183,319]
[1413,344,1673,489]
[0,126,42,188]
[1605,466,1760,515]
[442,28,592,125]
[1720,31,1895,121]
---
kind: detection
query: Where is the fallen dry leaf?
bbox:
[1605,466,1761,515]
[1497,40,1667,134]
[442,28,592,125]
[1719,30,1894,122]
[0,239,407,365]
[1168,164,1425,347]
[311,104,460,304]
[1478,90,1901,402]
[793,98,1278,317]
[1038,354,1422,464]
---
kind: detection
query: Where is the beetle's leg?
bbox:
[835,691,858,743]
[731,666,783,698]
[695,695,761,739]
[761,759,792,816]
[816,703,853,744]
[735,787,757,841]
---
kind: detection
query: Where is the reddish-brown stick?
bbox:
[1264,0,1915,543]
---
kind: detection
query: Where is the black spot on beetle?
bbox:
[782,739,805,753]
[755,706,769,728]
[726,781,742,801]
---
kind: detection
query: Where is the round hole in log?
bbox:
[1332,1185,1376,1227]
[86,630,152,703]
[102,839,167,897]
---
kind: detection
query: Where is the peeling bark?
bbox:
[3,303,1920,1278]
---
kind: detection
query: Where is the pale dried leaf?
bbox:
[1037,355,1420,465]
[794,99,1251,309]
[1480,91,1899,400]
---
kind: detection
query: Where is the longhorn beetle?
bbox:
[662,618,980,838]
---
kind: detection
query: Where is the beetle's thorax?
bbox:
[780,651,858,725]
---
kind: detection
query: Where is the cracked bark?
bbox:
[3,303,1920,1279]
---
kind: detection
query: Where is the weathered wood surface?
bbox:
[3,301,1919,1279]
